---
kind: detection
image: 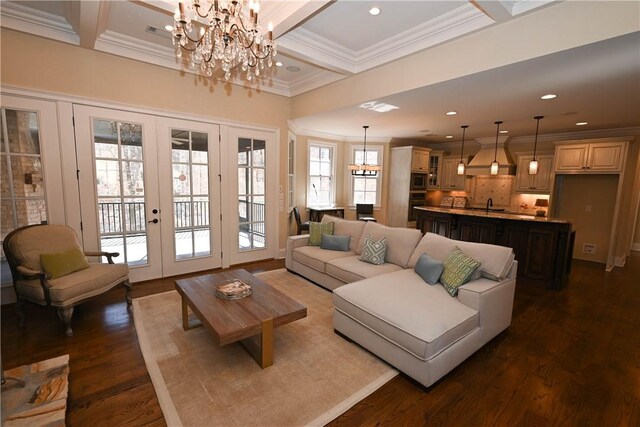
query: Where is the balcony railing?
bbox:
[98,201,210,235]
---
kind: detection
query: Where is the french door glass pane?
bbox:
[238,138,266,251]
[93,119,147,265]
[171,128,211,260]
[0,108,48,244]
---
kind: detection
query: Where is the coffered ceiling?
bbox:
[1,1,639,143]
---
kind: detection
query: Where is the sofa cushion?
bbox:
[293,246,354,272]
[440,247,481,296]
[408,233,514,279]
[359,236,387,265]
[321,234,350,251]
[333,269,479,361]
[414,253,443,285]
[309,222,334,246]
[334,220,366,252]
[326,256,403,283]
[40,247,90,279]
[356,221,422,267]
[16,262,129,306]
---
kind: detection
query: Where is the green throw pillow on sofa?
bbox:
[440,246,480,296]
[308,222,334,246]
[40,247,90,279]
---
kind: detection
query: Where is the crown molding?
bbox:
[288,69,345,97]
[0,1,79,45]
[511,0,556,16]
[278,28,357,75]
[510,126,640,144]
[278,3,493,76]
[287,123,391,143]
[357,4,494,72]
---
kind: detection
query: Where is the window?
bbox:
[308,142,335,206]
[350,145,382,207]
[287,133,295,212]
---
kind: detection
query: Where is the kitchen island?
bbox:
[414,206,574,290]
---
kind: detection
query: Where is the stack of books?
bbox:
[215,279,253,300]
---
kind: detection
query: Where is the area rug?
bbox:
[133,269,397,427]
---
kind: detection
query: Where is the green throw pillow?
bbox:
[359,235,387,265]
[40,247,90,279]
[440,246,481,296]
[308,222,334,246]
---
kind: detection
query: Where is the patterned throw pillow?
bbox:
[309,222,334,246]
[359,235,387,265]
[440,246,481,296]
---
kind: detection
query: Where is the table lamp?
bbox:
[535,198,549,217]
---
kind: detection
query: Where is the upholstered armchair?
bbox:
[3,224,132,336]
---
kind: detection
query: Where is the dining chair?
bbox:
[292,207,310,235]
[356,204,377,222]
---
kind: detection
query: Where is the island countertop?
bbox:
[414,206,572,225]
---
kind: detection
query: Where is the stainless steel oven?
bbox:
[408,192,426,221]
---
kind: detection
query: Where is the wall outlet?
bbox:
[583,243,596,254]
[585,205,592,212]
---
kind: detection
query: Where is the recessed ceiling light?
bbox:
[369,7,381,16]
[164,24,173,31]
[286,66,301,72]
[446,135,453,139]
[500,130,509,134]
[445,111,457,116]
[576,122,588,126]
[275,61,283,67]
[541,94,557,100]
[359,101,399,113]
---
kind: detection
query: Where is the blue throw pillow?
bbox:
[414,253,444,285]
[321,234,350,251]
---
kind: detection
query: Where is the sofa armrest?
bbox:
[457,262,517,345]
[286,235,309,269]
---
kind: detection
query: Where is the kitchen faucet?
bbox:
[486,198,493,213]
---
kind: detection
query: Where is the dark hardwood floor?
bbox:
[2,254,639,426]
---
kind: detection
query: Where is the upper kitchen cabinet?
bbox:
[441,157,466,190]
[554,140,628,173]
[427,150,443,189]
[516,153,553,193]
[411,148,430,173]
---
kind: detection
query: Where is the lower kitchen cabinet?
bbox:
[414,208,573,289]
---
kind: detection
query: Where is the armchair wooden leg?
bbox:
[123,279,132,305]
[58,307,74,337]
[15,297,26,328]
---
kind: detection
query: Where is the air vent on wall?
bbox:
[146,25,172,39]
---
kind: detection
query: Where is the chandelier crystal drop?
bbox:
[172,0,277,82]
[349,126,380,176]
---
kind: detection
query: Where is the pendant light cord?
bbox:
[460,125,468,163]
[493,121,502,162]
[532,116,543,161]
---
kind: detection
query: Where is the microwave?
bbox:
[410,173,428,191]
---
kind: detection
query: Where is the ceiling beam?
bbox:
[470,0,512,22]
[65,0,110,49]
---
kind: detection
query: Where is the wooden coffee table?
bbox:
[175,269,307,368]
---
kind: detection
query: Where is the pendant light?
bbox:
[490,121,502,175]
[529,116,544,175]
[348,125,380,176]
[457,125,468,175]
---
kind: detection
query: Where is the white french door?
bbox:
[226,127,278,265]
[74,106,162,282]
[156,118,222,276]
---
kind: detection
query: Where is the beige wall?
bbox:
[1,28,293,251]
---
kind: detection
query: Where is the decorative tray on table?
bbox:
[215,279,253,300]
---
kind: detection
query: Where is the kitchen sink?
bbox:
[464,207,506,213]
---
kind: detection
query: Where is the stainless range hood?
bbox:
[465,136,516,176]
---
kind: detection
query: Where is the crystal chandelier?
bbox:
[349,126,381,176]
[172,0,277,81]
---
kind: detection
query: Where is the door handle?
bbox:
[148,218,159,224]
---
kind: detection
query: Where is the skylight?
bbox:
[359,101,399,113]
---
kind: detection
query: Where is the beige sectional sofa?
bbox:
[285,215,517,388]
